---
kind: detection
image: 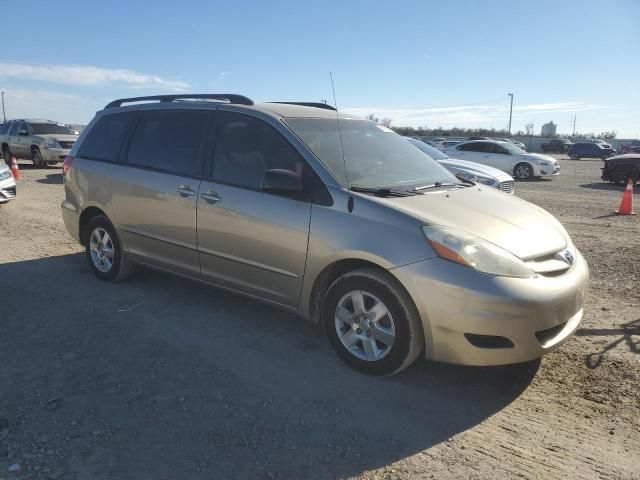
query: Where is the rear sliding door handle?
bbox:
[176,185,196,197]
[200,190,222,203]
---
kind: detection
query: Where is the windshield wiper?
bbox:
[349,186,415,197]
[412,182,460,192]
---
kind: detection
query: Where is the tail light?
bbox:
[62,155,75,176]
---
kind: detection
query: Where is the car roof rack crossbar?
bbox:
[268,101,337,111]
[105,94,254,109]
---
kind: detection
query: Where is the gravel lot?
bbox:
[0,158,638,480]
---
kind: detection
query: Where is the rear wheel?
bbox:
[569,153,580,160]
[514,162,534,181]
[323,268,424,376]
[613,166,639,186]
[84,215,134,282]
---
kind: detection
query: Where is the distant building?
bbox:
[541,121,557,137]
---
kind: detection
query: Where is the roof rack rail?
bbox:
[104,94,254,109]
[268,101,337,111]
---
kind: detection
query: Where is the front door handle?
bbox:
[200,190,222,203]
[176,185,196,197]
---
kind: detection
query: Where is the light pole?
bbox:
[1,91,6,123]
[507,93,513,135]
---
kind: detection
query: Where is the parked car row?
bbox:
[0,119,79,167]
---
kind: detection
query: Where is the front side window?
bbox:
[8,122,19,135]
[127,109,209,177]
[211,112,306,190]
[284,117,456,189]
[78,112,136,162]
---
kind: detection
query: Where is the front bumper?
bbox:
[538,164,560,176]
[392,251,589,366]
[41,147,71,162]
[0,175,16,203]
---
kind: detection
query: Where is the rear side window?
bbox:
[211,112,305,190]
[126,109,209,177]
[78,112,136,162]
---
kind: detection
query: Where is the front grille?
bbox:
[0,186,16,199]
[58,141,75,149]
[498,180,515,194]
[535,322,567,345]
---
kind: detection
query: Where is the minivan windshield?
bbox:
[30,123,76,135]
[284,118,458,190]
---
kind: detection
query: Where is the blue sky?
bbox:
[1,0,638,137]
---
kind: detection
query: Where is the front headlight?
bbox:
[0,169,11,180]
[475,175,495,185]
[45,138,60,149]
[422,225,535,278]
[536,159,550,166]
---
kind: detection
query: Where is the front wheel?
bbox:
[84,215,134,282]
[514,162,534,181]
[569,154,580,160]
[323,268,424,376]
[32,148,44,168]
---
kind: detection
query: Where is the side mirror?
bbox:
[261,169,303,194]
[17,130,28,136]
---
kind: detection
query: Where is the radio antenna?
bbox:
[330,72,349,186]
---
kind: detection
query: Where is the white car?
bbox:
[0,162,16,204]
[427,137,446,149]
[446,140,560,180]
[405,137,515,194]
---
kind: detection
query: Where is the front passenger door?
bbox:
[197,111,312,307]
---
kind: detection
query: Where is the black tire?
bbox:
[83,215,134,282]
[323,268,424,376]
[2,146,11,167]
[613,166,639,186]
[32,148,44,168]
[513,162,534,181]
[569,153,579,160]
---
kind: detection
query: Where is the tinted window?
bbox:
[19,122,29,134]
[458,142,484,152]
[8,122,19,135]
[212,112,305,190]
[0,124,7,135]
[492,143,509,154]
[127,110,209,177]
[78,112,136,162]
[30,123,75,135]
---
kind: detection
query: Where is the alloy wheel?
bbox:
[334,290,396,361]
[89,227,115,273]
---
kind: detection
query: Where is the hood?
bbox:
[437,158,513,181]
[521,153,558,164]
[376,187,568,260]
[39,134,78,142]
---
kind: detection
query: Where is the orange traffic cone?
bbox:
[10,156,21,180]
[615,179,636,215]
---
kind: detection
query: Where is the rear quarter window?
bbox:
[77,112,137,162]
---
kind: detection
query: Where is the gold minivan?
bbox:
[61,94,589,376]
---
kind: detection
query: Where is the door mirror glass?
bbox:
[261,169,303,194]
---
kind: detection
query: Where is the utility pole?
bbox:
[507,93,513,135]
[571,114,576,137]
[1,91,6,123]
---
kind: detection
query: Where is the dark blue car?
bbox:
[568,142,616,160]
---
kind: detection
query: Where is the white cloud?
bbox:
[342,102,603,128]
[0,87,103,124]
[0,63,190,91]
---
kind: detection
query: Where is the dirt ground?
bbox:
[0,157,638,480]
